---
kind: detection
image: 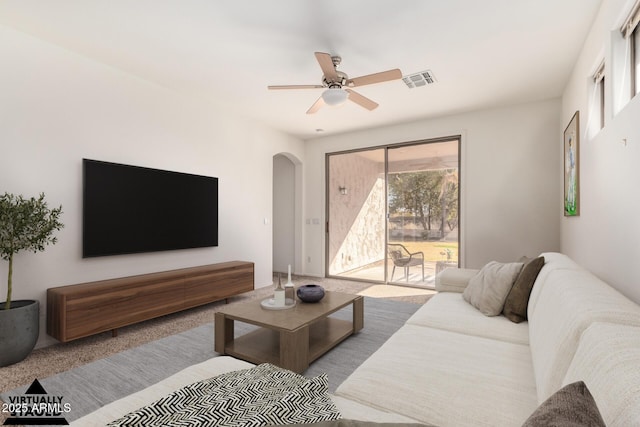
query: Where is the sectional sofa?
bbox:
[334,252,640,426]
[73,252,640,426]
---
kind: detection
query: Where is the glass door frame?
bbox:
[325,135,461,286]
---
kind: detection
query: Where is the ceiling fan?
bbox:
[268,52,402,114]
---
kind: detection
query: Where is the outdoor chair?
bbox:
[388,243,425,282]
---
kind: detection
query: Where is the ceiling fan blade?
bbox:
[347,69,402,87]
[314,52,339,82]
[306,96,325,114]
[268,84,324,90]
[346,89,378,111]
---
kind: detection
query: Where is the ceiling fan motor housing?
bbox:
[323,70,348,88]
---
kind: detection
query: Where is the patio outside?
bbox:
[340,214,459,288]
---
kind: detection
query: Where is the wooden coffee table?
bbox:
[214,291,363,373]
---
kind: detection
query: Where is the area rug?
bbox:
[1,297,420,422]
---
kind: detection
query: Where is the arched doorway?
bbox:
[273,153,302,275]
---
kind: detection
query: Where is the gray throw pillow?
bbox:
[521,381,606,427]
[503,256,545,323]
[462,261,523,316]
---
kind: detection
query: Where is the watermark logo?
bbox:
[2,379,70,425]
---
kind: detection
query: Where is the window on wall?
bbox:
[593,62,605,130]
[621,0,640,97]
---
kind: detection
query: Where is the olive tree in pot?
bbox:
[0,192,63,367]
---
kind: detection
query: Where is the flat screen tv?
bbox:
[83,159,218,258]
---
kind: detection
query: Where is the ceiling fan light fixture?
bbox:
[321,88,348,106]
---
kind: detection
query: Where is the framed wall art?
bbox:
[564,111,579,216]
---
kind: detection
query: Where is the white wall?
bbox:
[561,0,640,304]
[304,99,561,276]
[0,26,304,347]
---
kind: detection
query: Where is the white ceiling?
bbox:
[0,0,602,139]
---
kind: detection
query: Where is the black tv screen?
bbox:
[83,159,218,258]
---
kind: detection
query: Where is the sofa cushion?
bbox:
[335,324,538,427]
[521,381,605,427]
[407,292,529,345]
[563,322,640,427]
[528,268,640,403]
[330,396,428,424]
[462,261,523,316]
[526,252,582,317]
[503,256,545,323]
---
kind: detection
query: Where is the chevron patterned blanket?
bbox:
[106,363,342,426]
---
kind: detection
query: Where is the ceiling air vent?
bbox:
[402,70,437,88]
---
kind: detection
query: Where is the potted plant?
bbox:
[0,192,63,366]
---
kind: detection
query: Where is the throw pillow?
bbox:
[503,256,545,323]
[521,381,606,427]
[462,261,523,316]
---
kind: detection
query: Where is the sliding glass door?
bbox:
[326,148,386,282]
[386,140,459,286]
[326,137,460,288]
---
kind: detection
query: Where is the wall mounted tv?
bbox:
[83,159,218,258]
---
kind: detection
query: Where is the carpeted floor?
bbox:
[0,276,434,393]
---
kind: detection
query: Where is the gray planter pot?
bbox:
[0,300,39,367]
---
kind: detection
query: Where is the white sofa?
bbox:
[334,252,640,426]
[74,252,640,426]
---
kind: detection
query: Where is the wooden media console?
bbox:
[47,261,254,342]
